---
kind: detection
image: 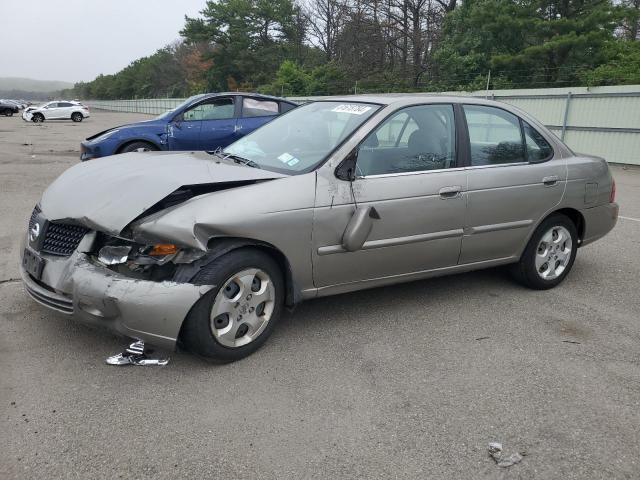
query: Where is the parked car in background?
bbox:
[79,93,297,160]
[20,96,618,363]
[22,101,90,123]
[0,100,19,116]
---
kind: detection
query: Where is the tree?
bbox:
[181,0,298,89]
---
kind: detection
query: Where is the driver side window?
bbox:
[356,104,456,176]
[183,98,234,121]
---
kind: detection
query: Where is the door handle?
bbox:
[234,125,243,132]
[439,185,462,199]
[542,175,559,186]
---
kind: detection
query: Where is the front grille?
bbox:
[42,223,89,256]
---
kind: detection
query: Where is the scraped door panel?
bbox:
[460,162,566,263]
[313,170,467,287]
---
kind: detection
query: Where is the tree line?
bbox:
[61,0,640,100]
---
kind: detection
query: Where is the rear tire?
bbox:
[119,141,158,153]
[3,109,13,116]
[32,113,44,123]
[180,249,284,363]
[71,112,83,122]
[510,213,578,290]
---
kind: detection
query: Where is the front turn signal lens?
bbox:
[149,244,178,256]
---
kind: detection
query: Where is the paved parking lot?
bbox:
[1,111,639,479]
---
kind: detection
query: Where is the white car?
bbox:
[22,101,90,123]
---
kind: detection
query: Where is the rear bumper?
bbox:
[20,242,212,350]
[581,202,618,247]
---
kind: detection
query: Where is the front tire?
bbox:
[71,112,83,122]
[180,249,284,363]
[119,141,158,154]
[32,113,44,123]
[511,214,578,290]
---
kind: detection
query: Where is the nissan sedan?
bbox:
[20,96,618,362]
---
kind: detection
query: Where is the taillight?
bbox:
[609,178,616,203]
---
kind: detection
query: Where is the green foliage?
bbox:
[580,41,640,85]
[181,0,299,90]
[63,0,640,100]
[435,0,628,89]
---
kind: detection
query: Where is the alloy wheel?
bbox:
[534,225,573,280]
[209,268,275,348]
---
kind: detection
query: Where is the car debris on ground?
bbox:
[106,340,169,366]
[488,442,525,467]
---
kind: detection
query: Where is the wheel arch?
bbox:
[115,138,162,154]
[517,207,586,260]
[174,237,298,308]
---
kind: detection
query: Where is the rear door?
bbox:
[234,97,280,140]
[459,104,565,264]
[57,102,74,119]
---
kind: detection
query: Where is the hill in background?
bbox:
[0,77,73,92]
[0,77,74,101]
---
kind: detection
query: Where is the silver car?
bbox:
[20,96,618,362]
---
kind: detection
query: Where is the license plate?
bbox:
[23,248,45,280]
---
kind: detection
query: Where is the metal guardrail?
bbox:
[86,85,640,165]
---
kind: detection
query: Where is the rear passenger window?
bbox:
[464,105,525,166]
[357,104,456,176]
[243,98,278,117]
[523,121,553,161]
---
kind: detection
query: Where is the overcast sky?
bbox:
[1,0,206,83]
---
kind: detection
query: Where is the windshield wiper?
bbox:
[222,153,261,169]
[206,149,262,169]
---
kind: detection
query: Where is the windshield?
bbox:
[223,101,380,174]
[156,94,206,120]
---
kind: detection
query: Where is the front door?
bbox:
[168,96,236,151]
[459,104,566,264]
[313,103,467,287]
[43,102,58,119]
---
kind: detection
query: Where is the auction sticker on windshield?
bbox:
[278,152,300,166]
[331,104,373,115]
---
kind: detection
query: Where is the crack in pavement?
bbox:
[0,278,21,286]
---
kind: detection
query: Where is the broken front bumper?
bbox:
[19,242,212,350]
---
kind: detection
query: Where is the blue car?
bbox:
[80,93,297,161]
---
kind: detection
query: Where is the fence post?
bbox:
[561,92,572,141]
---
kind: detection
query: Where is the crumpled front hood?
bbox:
[40,151,285,235]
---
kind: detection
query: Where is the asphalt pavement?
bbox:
[1,110,639,479]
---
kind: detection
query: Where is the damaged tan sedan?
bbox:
[21,96,618,362]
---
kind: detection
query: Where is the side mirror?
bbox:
[342,206,380,252]
[335,148,358,181]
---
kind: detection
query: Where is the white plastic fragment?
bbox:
[106,340,169,366]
